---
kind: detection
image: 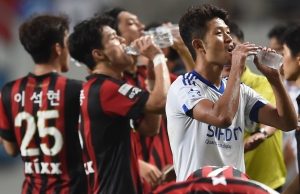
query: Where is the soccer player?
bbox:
[105,8,187,188]
[68,14,170,193]
[222,22,286,192]
[0,14,87,193]
[268,23,299,187]
[165,4,297,182]
[280,24,300,194]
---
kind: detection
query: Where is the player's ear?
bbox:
[92,49,105,61]
[54,43,62,56]
[297,52,300,67]
[192,39,206,54]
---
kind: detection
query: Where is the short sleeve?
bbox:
[0,92,16,142]
[243,84,269,123]
[100,80,149,120]
[170,78,207,115]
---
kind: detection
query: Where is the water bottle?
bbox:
[125,27,174,56]
[234,46,283,69]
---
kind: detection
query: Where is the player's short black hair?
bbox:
[68,15,113,70]
[282,24,300,58]
[228,22,244,43]
[104,7,126,35]
[19,14,69,64]
[179,4,229,61]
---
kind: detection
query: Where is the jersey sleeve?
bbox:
[242,83,269,123]
[100,80,149,120]
[169,78,207,115]
[0,90,16,142]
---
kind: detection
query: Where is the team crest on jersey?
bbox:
[118,83,142,100]
[186,88,201,100]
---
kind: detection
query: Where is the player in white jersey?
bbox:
[167,73,268,180]
[166,4,297,182]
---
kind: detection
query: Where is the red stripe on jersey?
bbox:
[82,78,99,192]
[149,117,173,170]
[202,166,213,178]
[54,76,69,194]
[170,73,178,83]
[130,130,143,193]
[0,93,10,130]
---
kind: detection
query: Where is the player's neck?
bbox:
[194,61,223,88]
[33,63,61,76]
[92,64,123,80]
[124,63,138,76]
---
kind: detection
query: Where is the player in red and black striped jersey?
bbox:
[0,14,87,194]
[186,166,250,181]
[150,166,278,194]
[123,66,154,162]
[68,14,170,194]
[150,177,274,194]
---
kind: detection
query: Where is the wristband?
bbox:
[152,54,166,68]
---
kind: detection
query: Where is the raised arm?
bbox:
[191,43,257,128]
[254,48,297,131]
[133,36,171,114]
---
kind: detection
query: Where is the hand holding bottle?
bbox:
[132,36,163,60]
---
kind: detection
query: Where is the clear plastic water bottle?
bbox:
[233,46,283,69]
[125,27,174,55]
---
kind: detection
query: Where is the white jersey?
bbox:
[166,70,268,181]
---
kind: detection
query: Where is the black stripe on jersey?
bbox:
[152,147,162,170]
[64,79,87,194]
[140,135,149,162]
[193,168,203,179]
[232,168,242,178]
[161,117,168,164]
[125,92,149,120]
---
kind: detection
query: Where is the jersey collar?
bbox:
[191,70,225,94]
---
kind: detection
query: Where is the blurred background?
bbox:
[0,0,299,193]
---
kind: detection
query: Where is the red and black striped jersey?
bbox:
[149,74,177,170]
[150,177,270,194]
[123,66,154,162]
[149,116,173,170]
[0,72,87,194]
[187,166,250,181]
[80,74,149,194]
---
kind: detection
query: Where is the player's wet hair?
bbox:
[179,4,229,61]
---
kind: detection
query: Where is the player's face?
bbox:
[101,26,133,68]
[201,18,233,67]
[282,44,300,81]
[269,37,283,55]
[222,34,242,77]
[117,11,145,45]
[59,31,70,73]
